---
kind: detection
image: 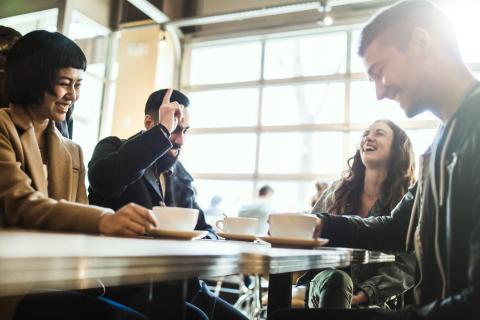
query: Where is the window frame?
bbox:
[179,19,479,207]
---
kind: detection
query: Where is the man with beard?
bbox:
[88,89,247,320]
[88,88,214,237]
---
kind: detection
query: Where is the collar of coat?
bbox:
[8,104,74,199]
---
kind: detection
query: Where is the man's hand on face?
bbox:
[98,203,157,237]
[158,88,184,133]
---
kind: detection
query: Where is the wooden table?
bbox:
[0,231,394,319]
[235,242,394,316]
[0,231,243,296]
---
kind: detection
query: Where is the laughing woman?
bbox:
[299,119,417,310]
[0,30,156,236]
[0,30,155,320]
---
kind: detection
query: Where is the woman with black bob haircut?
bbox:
[5,29,77,139]
[1,30,157,319]
[2,29,156,246]
[6,30,86,108]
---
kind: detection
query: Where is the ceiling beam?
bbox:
[126,0,169,24]
[165,0,389,28]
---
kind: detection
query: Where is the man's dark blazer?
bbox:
[87,125,215,237]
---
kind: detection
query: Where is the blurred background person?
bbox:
[0,26,21,108]
[309,181,329,209]
[204,195,224,226]
[238,185,275,235]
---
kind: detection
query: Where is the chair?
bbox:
[234,275,267,320]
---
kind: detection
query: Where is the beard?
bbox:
[155,144,181,172]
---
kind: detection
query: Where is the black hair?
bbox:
[259,185,274,197]
[144,89,190,121]
[0,26,21,107]
[0,26,21,53]
[358,0,460,59]
[5,30,86,106]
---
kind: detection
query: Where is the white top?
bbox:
[42,164,48,187]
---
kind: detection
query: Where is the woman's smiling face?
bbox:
[360,121,394,168]
[38,67,83,122]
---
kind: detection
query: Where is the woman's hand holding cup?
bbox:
[99,203,157,237]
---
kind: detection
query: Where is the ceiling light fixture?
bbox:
[318,0,333,26]
[159,28,167,49]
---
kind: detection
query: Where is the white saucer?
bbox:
[257,236,329,248]
[217,231,257,242]
[148,228,208,240]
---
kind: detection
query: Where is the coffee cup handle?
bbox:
[215,220,225,231]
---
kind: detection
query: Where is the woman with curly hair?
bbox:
[298,119,417,309]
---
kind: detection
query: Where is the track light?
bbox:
[322,15,333,26]
[317,0,333,26]
[159,32,167,49]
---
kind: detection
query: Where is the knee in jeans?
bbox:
[312,269,353,291]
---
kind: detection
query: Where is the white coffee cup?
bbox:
[215,217,258,235]
[152,206,199,231]
[268,213,318,239]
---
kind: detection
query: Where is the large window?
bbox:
[0,9,57,34]
[181,2,480,214]
[67,11,111,163]
[263,33,347,79]
[181,21,465,213]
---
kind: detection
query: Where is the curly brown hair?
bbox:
[328,119,416,215]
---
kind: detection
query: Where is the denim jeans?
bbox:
[13,290,147,320]
[100,280,247,320]
[307,269,354,309]
[190,280,248,320]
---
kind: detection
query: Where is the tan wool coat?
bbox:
[0,105,112,233]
